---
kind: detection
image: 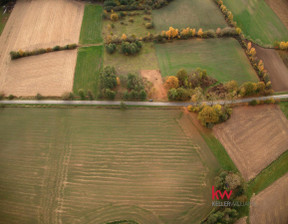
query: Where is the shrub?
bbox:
[0,92,4,100]
[143,15,151,21]
[62,92,74,100]
[168,88,190,101]
[104,89,116,100]
[139,89,147,101]
[105,43,117,54]
[128,17,134,23]
[78,89,85,100]
[87,90,94,100]
[110,13,119,21]
[53,45,60,51]
[145,23,153,29]
[164,76,179,89]
[36,93,43,100]
[249,99,258,106]
[100,66,117,90]
[8,94,15,100]
[121,41,142,55]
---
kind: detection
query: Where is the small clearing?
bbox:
[140,70,167,101]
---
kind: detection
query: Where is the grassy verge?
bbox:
[200,132,238,172]
[222,0,288,46]
[155,38,258,83]
[73,46,103,97]
[79,5,103,44]
[280,101,288,118]
[0,8,10,35]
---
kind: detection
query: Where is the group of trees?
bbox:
[121,41,142,55]
[99,66,118,100]
[10,44,77,60]
[165,69,217,101]
[188,104,232,128]
[275,41,288,50]
[204,171,246,224]
[103,0,173,11]
[122,74,147,100]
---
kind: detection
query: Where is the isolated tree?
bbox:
[164,76,179,89]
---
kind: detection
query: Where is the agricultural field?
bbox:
[265,0,288,29]
[73,46,103,96]
[213,105,288,180]
[280,101,288,119]
[278,50,288,69]
[254,45,288,92]
[222,0,288,45]
[79,5,103,45]
[250,173,288,224]
[0,0,84,96]
[104,42,159,75]
[0,108,220,224]
[155,38,258,83]
[152,0,227,32]
[102,11,156,38]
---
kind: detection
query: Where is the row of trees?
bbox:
[10,44,77,60]
[275,41,288,50]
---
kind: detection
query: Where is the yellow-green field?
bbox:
[0,108,220,224]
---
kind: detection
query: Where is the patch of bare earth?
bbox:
[250,173,288,224]
[140,70,167,101]
[213,105,288,181]
[0,0,84,96]
[254,45,288,92]
[265,0,288,29]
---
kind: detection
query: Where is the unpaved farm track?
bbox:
[254,45,288,92]
[265,0,288,30]
[250,173,288,224]
[213,105,288,181]
[0,0,84,96]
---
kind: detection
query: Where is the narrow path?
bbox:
[0,94,288,106]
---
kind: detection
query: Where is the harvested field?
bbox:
[250,173,288,224]
[0,108,220,224]
[0,0,84,96]
[2,50,77,96]
[155,38,258,83]
[140,70,167,101]
[254,45,288,92]
[213,105,288,180]
[152,0,227,32]
[265,0,288,30]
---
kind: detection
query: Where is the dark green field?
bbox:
[0,108,220,224]
[73,46,103,96]
[155,38,258,83]
[79,5,103,44]
[222,0,288,45]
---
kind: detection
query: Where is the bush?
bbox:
[104,89,116,100]
[168,88,190,101]
[53,45,60,51]
[87,90,94,100]
[36,93,43,100]
[78,89,85,100]
[145,23,153,29]
[100,66,117,90]
[143,15,151,21]
[8,94,15,100]
[0,92,4,100]
[128,17,134,23]
[105,43,117,54]
[110,13,119,21]
[121,41,142,55]
[62,92,74,100]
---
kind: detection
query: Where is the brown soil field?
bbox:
[265,0,288,29]
[250,173,288,224]
[213,105,288,181]
[0,0,84,96]
[254,45,288,92]
[140,70,167,101]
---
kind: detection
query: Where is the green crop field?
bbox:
[102,11,156,38]
[155,38,258,83]
[73,46,103,97]
[280,101,288,119]
[0,108,220,224]
[104,43,159,75]
[222,0,288,46]
[79,5,103,44]
[152,0,227,32]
